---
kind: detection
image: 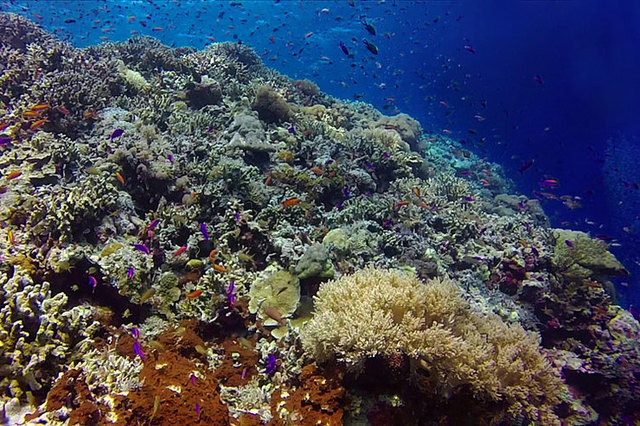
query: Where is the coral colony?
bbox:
[0,12,638,425]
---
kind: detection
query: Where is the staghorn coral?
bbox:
[301,267,565,423]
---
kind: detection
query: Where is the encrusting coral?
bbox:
[301,267,565,424]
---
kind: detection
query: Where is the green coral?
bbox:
[552,229,628,281]
[249,269,300,326]
[294,244,334,279]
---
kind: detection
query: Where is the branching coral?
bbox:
[301,267,565,423]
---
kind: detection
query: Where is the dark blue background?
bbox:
[7,0,639,305]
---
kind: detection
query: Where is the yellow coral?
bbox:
[301,267,564,424]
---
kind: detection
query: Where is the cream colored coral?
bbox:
[301,267,564,424]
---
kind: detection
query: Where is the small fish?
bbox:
[361,19,376,35]
[304,31,314,39]
[565,240,574,248]
[173,245,187,257]
[282,197,302,208]
[128,267,135,280]
[167,154,174,164]
[115,172,125,185]
[363,39,378,55]
[443,129,452,135]
[134,243,150,254]
[540,178,559,189]
[412,187,421,198]
[22,111,41,118]
[519,159,534,174]
[464,45,476,54]
[31,118,48,131]
[287,124,295,134]
[57,105,71,116]
[343,187,350,199]
[474,114,486,122]
[263,306,286,326]
[213,264,228,273]
[382,152,390,158]
[150,395,160,421]
[140,288,155,303]
[534,74,543,84]
[88,275,97,292]
[6,171,21,181]
[226,281,236,306]
[133,340,146,361]
[195,403,201,419]
[30,103,50,111]
[7,230,16,245]
[109,128,124,141]
[439,101,448,108]
[199,222,209,241]
[187,289,203,299]
[130,327,140,339]
[265,353,277,375]
[152,26,164,32]
[0,123,9,132]
[339,41,350,56]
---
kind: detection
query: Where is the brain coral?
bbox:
[301,267,565,424]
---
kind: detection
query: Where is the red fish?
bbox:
[464,45,476,54]
[173,245,187,257]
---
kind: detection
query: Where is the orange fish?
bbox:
[6,171,21,181]
[22,111,41,118]
[187,289,203,299]
[208,249,218,263]
[0,123,9,132]
[213,264,228,273]
[7,230,16,245]
[396,200,409,207]
[412,187,421,198]
[310,167,324,175]
[30,119,47,130]
[30,103,50,111]
[84,110,97,119]
[115,172,125,185]
[173,245,187,257]
[152,27,164,32]
[264,175,272,186]
[282,197,302,208]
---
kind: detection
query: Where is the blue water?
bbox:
[6,0,640,305]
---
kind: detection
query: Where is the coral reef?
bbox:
[1,13,639,425]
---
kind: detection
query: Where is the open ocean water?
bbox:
[1,1,639,424]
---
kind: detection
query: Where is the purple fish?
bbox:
[133,340,145,361]
[199,223,209,242]
[195,403,201,418]
[565,240,574,247]
[147,219,160,230]
[128,267,135,280]
[382,152,390,158]
[167,154,174,164]
[134,243,150,254]
[464,44,476,54]
[265,354,277,375]
[364,161,375,170]
[190,373,196,386]
[464,195,475,202]
[533,74,543,85]
[109,128,124,141]
[88,275,97,292]
[287,125,295,134]
[130,327,140,339]
[0,137,11,145]
[343,187,350,199]
[226,281,236,306]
